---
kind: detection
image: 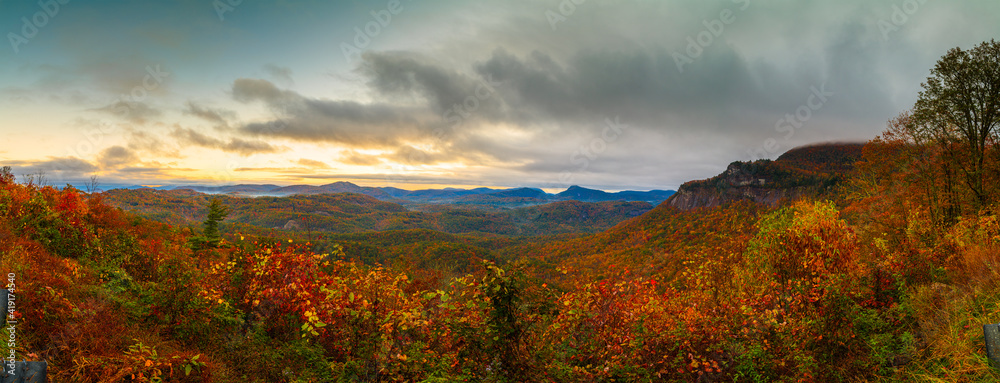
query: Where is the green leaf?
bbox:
[185,365,192,376]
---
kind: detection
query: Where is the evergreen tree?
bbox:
[191,198,230,250]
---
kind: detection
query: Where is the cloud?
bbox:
[223,139,279,155]
[338,151,382,166]
[1,157,98,185]
[231,78,296,105]
[112,165,197,179]
[184,101,236,127]
[7,0,998,190]
[233,78,438,148]
[263,64,294,84]
[92,100,163,124]
[359,51,508,119]
[98,146,140,168]
[126,129,181,158]
[296,159,331,169]
[170,127,281,155]
[388,145,448,165]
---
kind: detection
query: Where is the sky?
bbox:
[1,0,998,192]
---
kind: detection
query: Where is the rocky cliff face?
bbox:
[667,163,810,210]
[667,184,811,210]
[665,143,863,210]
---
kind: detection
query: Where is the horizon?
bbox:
[2,1,998,191]
[26,139,858,194]
[57,179,676,195]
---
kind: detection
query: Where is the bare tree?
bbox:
[35,170,47,187]
[20,173,34,188]
[85,174,101,194]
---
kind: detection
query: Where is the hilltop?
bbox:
[666,142,863,210]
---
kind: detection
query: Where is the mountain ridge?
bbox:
[110,182,675,206]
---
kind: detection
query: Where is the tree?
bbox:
[913,39,1000,209]
[203,198,230,245]
[0,166,13,185]
[191,198,230,250]
[85,175,101,194]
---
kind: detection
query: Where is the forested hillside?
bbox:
[101,189,652,236]
[1,40,1000,383]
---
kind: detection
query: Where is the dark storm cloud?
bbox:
[233,77,439,148]
[78,0,990,189]
[358,51,508,120]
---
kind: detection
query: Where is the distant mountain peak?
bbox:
[556,185,673,204]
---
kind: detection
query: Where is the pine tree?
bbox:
[191,198,230,250]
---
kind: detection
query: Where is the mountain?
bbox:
[100,188,654,236]
[267,182,392,199]
[101,181,675,207]
[666,143,863,210]
[556,185,610,200]
[452,187,552,207]
[556,185,675,203]
[174,184,280,194]
[485,187,549,199]
[397,187,501,202]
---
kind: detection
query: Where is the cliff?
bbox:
[666,143,863,210]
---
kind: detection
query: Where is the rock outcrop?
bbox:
[666,143,864,210]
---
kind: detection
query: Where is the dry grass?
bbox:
[881,238,1000,382]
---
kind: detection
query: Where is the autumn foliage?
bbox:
[3,40,1000,381]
